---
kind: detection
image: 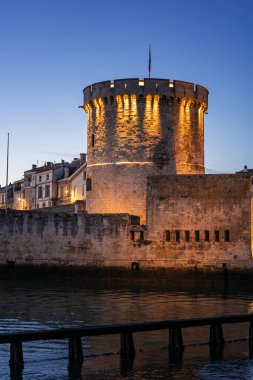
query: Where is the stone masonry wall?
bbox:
[135,173,253,269]
[83,78,208,223]
[0,174,252,270]
[0,211,137,267]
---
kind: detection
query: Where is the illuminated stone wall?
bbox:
[142,173,253,268]
[83,78,208,222]
[1,174,253,270]
[0,211,135,266]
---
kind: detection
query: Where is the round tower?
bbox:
[82,78,208,223]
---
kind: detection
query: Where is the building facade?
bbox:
[57,162,86,205]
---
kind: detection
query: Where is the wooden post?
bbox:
[68,336,84,362]
[210,323,224,346]
[168,328,184,365]
[209,323,224,360]
[9,341,24,369]
[120,332,135,357]
[169,328,184,352]
[249,320,253,358]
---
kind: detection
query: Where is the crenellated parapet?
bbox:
[83,78,208,112]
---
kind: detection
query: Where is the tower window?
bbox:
[205,230,210,242]
[215,230,220,242]
[86,178,92,191]
[175,230,180,243]
[165,230,170,242]
[195,230,200,242]
[225,230,230,242]
[185,230,190,242]
[91,134,95,147]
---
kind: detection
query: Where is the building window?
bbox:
[225,230,230,242]
[45,185,50,198]
[86,178,92,191]
[46,174,49,180]
[130,231,135,241]
[39,176,42,182]
[38,186,43,199]
[165,230,170,242]
[195,230,200,242]
[42,202,46,208]
[175,230,180,243]
[205,230,210,242]
[185,230,190,242]
[215,230,220,242]
[83,171,86,180]
[91,134,95,147]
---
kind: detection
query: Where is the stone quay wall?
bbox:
[139,173,253,269]
[83,78,208,223]
[0,175,252,270]
[0,211,138,267]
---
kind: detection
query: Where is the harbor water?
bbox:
[0,284,253,379]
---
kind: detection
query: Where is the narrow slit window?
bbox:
[140,231,144,242]
[195,230,200,242]
[130,231,135,241]
[165,230,171,242]
[86,178,92,191]
[91,134,95,147]
[205,230,210,242]
[225,230,230,242]
[185,230,190,242]
[215,230,220,242]
[175,230,180,243]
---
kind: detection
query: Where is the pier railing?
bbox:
[2,313,253,369]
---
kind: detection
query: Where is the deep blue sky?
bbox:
[0,0,253,185]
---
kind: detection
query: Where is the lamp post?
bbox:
[5,133,9,212]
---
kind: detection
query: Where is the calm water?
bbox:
[0,285,253,379]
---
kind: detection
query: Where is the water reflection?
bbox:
[0,286,252,379]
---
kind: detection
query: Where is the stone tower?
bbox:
[82,78,208,223]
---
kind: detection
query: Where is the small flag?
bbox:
[148,45,151,78]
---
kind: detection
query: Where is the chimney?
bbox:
[64,167,70,178]
[32,164,37,170]
[243,165,248,172]
[80,153,87,164]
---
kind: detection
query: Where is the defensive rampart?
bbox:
[82,78,208,222]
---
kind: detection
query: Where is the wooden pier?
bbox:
[2,313,253,372]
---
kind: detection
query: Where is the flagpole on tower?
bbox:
[148,45,151,79]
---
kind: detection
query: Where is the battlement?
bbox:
[83,78,208,109]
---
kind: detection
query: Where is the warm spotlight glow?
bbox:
[169,83,174,88]
[98,98,104,107]
[87,161,155,168]
[144,94,161,138]
[71,190,76,203]
[139,80,144,86]
[110,82,114,88]
[123,94,129,109]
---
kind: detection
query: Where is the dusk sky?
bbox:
[0,0,253,186]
